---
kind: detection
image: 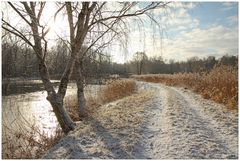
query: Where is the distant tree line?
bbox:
[2,42,238,79]
[2,41,113,81]
[126,52,238,75]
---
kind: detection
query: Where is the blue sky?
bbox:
[191,2,238,29]
[111,2,239,63]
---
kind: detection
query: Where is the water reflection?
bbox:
[2,89,58,141]
[2,83,103,139]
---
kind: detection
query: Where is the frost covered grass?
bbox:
[133,65,238,109]
[65,79,137,121]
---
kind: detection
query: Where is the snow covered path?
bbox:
[44,82,238,159]
[136,82,238,159]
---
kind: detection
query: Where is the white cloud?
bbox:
[157,7,200,34]
[221,2,236,11]
[154,2,199,30]
[222,2,235,7]
[154,1,196,14]
[115,25,238,62]
[226,15,238,24]
[157,25,238,61]
[168,2,196,10]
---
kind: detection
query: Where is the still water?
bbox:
[3,88,58,138]
[2,82,103,145]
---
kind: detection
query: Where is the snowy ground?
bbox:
[43,82,238,159]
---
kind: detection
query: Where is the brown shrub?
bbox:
[132,65,238,109]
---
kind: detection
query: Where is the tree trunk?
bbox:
[47,93,76,133]
[75,60,86,117]
[58,56,76,99]
[140,60,143,75]
[38,60,75,134]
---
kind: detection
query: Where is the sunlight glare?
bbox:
[46,19,59,39]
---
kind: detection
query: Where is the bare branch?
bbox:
[65,2,74,44]
[2,19,34,48]
[90,2,106,25]
[21,2,34,20]
[54,3,66,21]
[82,17,120,57]
[8,2,31,26]
[84,2,97,29]
[37,2,45,21]
[75,2,88,41]
[90,2,170,27]
[83,30,119,60]
[99,21,120,35]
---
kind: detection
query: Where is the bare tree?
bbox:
[2,2,75,133]
[63,2,169,116]
[133,51,148,75]
[2,2,169,133]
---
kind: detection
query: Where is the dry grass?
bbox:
[133,65,238,109]
[64,95,80,121]
[65,79,137,121]
[2,124,64,159]
[100,79,136,104]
